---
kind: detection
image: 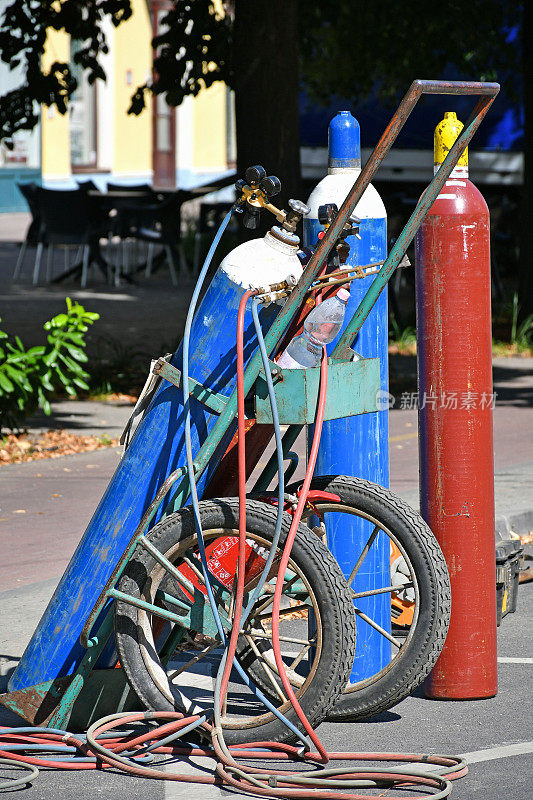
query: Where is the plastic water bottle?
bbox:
[277,287,350,369]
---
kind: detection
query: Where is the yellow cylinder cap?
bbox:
[434,111,468,167]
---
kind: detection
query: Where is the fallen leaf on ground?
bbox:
[0,430,119,465]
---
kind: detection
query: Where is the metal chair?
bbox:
[106,182,154,194]
[76,179,100,192]
[12,182,42,281]
[32,188,102,286]
[104,184,156,281]
[117,192,188,286]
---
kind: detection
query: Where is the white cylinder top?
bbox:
[220,228,303,288]
[306,169,386,220]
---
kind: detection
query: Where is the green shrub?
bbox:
[510,292,533,351]
[0,297,99,431]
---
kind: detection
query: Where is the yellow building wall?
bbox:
[41,29,71,179]
[192,82,227,172]
[112,0,152,176]
[40,1,228,182]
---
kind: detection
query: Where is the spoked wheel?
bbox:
[278,475,451,721]
[114,498,356,745]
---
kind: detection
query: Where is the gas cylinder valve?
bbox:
[283,199,311,234]
[318,203,361,238]
[316,202,361,267]
[235,166,309,232]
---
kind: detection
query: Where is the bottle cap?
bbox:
[328,111,361,171]
[434,111,468,168]
[336,287,350,302]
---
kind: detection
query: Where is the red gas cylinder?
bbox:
[416,111,497,699]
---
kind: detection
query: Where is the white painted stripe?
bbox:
[437,193,457,200]
[390,741,533,776]
[497,657,533,664]
[460,741,533,764]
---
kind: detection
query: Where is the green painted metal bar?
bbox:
[139,535,198,597]
[159,625,186,664]
[108,588,230,639]
[253,424,302,493]
[156,360,229,415]
[154,590,229,638]
[108,588,188,626]
[48,607,115,728]
[154,590,193,614]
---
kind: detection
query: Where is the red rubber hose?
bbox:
[80,711,465,797]
[269,347,330,761]
[220,291,328,759]
[219,288,256,704]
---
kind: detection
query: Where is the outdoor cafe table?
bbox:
[51,175,237,284]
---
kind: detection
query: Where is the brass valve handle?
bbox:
[235,166,309,232]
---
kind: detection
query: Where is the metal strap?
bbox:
[119,353,173,450]
[119,355,229,452]
[153,358,229,415]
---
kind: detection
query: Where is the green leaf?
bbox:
[4,351,26,363]
[40,371,54,391]
[62,332,85,346]
[26,346,46,357]
[37,387,51,416]
[0,372,15,392]
[58,352,86,376]
[42,351,57,366]
[54,366,69,386]
[72,376,89,390]
[48,313,69,328]
[64,346,88,362]
[4,364,32,390]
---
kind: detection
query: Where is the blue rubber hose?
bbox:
[241,297,286,619]
[211,294,312,752]
[181,208,307,744]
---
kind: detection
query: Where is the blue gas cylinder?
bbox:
[305,111,390,683]
[10,227,303,692]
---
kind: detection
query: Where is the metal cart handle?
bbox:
[330,79,500,359]
[164,80,501,509]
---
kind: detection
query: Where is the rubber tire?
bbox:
[283,476,452,722]
[114,498,356,745]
